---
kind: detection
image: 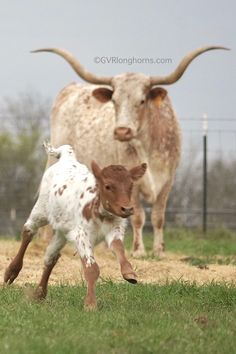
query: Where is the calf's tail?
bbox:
[43,141,61,159]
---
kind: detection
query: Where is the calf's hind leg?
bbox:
[34,231,66,300]
[4,206,48,284]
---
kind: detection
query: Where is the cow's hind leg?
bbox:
[151,181,172,258]
[110,239,137,284]
[34,231,66,300]
[130,188,146,258]
[4,205,48,284]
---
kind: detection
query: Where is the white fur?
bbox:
[25,144,126,267]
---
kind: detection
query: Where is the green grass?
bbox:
[1,229,236,353]
[124,227,236,265]
[1,282,236,354]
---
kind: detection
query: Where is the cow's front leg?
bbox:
[130,187,146,258]
[33,231,66,300]
[72,228,99,310]
[110,239,137,284]
[151,180,172,258]
[4,206,48,284]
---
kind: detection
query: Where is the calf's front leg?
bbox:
[110,239,137,284]
[73,228,100,310]
[81,258,100,310]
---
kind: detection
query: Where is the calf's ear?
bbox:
[130,163,147,181]
[92,88,113,103]
[148,87,167,107]
[91,160,102,179]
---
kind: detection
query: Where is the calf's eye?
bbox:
[105,185,111,191]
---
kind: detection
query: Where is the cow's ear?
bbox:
[130,163,147,181]
[92,88,113,103]
[91,160,102,179]
[148,87,167,107]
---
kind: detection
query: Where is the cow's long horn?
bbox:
[31,48,112,85]
[150,46,230,86]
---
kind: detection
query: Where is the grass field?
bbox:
[1,228,236,354]
[1,282,236,354]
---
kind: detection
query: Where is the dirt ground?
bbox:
[1,239,236,286]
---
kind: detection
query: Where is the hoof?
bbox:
[153,249,166,259]
[131,249,147,258]
[33,286,47,301]
[84,302,97,311]
[4,263,22,284]
[123,272,138,284]
[121,261,138,284]
[84,299,97,311]
[84,294,97,311]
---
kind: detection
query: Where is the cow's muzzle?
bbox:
[114,127,133,142]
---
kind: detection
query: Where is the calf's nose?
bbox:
[121,206,134,216]
[114,127,133,141]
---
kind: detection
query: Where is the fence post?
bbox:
[203,113,208,233]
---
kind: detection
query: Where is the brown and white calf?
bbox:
[4,143,146,309]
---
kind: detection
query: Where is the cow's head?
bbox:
[91,160,147,218]
[92,73,168,141]
[32,46,229,142]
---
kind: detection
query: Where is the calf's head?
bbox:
[91,161,147,218]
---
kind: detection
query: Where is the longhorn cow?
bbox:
[32,46,228,257]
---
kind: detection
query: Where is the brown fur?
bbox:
[4,227,33,284]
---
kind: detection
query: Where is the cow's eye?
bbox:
[140,99,145,105]
[105,185,111,191]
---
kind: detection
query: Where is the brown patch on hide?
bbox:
[82,201,93,221]
[157,217,164,229]
[133,239,141,252]
[58,185,67,196]
[83,96,89,104]
[89,186,97,194]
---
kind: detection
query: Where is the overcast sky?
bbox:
[0,0,235,155]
